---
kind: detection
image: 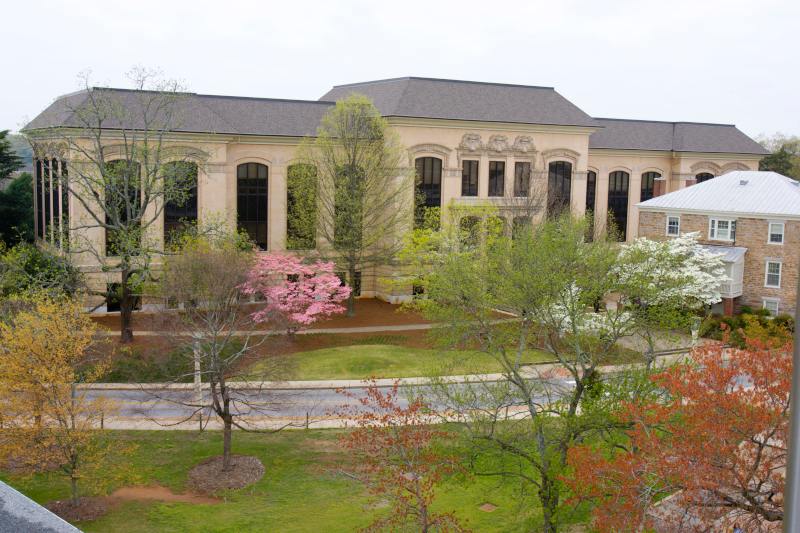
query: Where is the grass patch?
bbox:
[1,430,542,532]
[253,344,553,381]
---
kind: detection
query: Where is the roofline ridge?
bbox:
[594,117,737,127]
[88,87,336,105]
[332,76,555,90]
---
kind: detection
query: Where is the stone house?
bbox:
[637,171,799,316]
[24,77,770,308]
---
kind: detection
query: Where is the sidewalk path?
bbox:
[99,323,435,337]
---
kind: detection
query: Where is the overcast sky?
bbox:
[4,0,799,139]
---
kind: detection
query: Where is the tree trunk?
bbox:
[71,476,79,508]
[222,416,232,472]
[538,476,559,533]
[346,266,356,317]
[119,268,134,343]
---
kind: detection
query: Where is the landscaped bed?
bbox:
[1,430,548,533]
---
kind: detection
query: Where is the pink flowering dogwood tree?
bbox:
[242,252,351,337]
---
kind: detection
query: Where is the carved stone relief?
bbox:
[541,148,581,164]
[690,161,722,173]
[486,135,511,152]
[459,133,484,151]
[512,135,535,153]
[407,143,452,167]
[721,162,750,174]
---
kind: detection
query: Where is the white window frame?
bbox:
[765,260,783,288]
[768,222,785,245]
[709,218,736,241]
[762,298,780,317]
[666,215,680,236]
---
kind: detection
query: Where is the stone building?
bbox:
[25,77,770,308]
[637,171,799,317]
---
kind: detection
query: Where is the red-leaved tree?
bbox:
[328,379,472,533]
[241,252,351,337]
[565,336,790,533]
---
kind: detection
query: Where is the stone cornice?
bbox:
[589,148,766,161]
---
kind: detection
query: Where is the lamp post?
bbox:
[782,261,800,532]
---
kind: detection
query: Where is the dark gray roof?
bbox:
[589,118,770,155]
[0,480,83,533]
[319,77,601,128]
[25,89,334,138]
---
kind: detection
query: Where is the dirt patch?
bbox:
[46,497,109,522]
[188,454,265,493]
[110,484,220,504]
[299,437,345,454]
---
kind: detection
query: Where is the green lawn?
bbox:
[1,430,543,533]
[251,344,553,381]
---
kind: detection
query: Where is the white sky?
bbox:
[4,0,799,139]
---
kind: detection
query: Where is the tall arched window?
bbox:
[696,172,714,183]
[640,172,660,202]
[586,171,597,242]
[287,163,317,250]
[105,160,142,256]
[163,161,199,246]
[237,162,269,250]
[35,159,43,239]
[51,159,60,237]
[415,157,442,208]
[548,161,572,217]
[486,216,506,240]
[608,171,630,241]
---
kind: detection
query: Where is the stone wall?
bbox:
[639,211,798,316]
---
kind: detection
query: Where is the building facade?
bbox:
[637,171,799,317]
[26,77,770,308]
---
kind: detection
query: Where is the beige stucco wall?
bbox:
[33,122,766,307]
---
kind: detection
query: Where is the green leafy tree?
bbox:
[0,242,84,298]
[288,94,415,317]
[23,67,221,343]
[402,212,729,533]
[758,132,800,180]
[0,172,34,244]
[0,130,24,182]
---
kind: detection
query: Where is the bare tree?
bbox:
[144,235,298,472]
[23,67,221,342]
[288,94,415,316]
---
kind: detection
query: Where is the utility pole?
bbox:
[782,258,800,532]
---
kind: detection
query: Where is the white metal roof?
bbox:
[637,171,800,218]
[700,244,747,263]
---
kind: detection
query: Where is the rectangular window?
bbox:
[514,162,530,197]
[765,262,782,287]
[763,300,779,317]
[488,161,505,197]
[461,161,479,197]
[667,216,680,236]
[769,223,784,244]
[709,219,735,241]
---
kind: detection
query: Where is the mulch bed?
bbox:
[45,496,109,522]
[188,454,265,493]
[90,298,431,332]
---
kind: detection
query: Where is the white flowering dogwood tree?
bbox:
[399,212,731,533]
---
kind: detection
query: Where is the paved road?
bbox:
[90,377,578,430]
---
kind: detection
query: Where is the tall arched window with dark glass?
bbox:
[415,157,442,208]
[163,161,199,246]
[548,161,572,217]
[287,163,317,250]
[35,159,43,239]
[237,163,269,250]
[608,171,630,241]
[696,173,714,183]
[640,172,660,202]
[105,160,142,256]
[586,171,597,242]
